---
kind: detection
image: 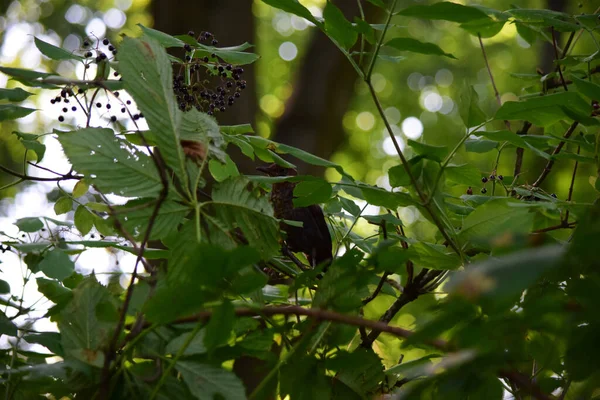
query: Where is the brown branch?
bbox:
[551,27,568,92]
[532,121,579,188]
[563,142,580,224]
[531,221,576,234]
[362,272,390,305]
[513,121,532,180]
[0,164,83,182]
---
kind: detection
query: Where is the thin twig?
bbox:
[362,272,390,305]
[563,142,580,224]
[551,27,568,92]
[532,122,579,188]
[0,164,83,182]
[513,121,532,180]
[531,221,576,234]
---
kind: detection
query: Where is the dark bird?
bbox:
[257,163,332,269]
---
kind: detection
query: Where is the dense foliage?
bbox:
[1,1,600,399]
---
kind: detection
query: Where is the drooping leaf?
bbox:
[407,140,448,162]
[0,311,18,337]
[464,139,498,153]
[445,164,482,186]
[206,177,280,259]
[57,128,162,198]
[386,37,456,59]
[458,85,487,128]
[137,24,185,48]
[360,185,417,208]
[324,1,358,49]
[0,279,10,294]
[36,277,72,305]
[74,205,94,236]
[388,156,424,188]
[572,76,600,102]
[119,35,190,196]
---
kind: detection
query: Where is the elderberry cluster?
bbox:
[173,31,248,116]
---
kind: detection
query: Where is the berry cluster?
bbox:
[173,31,247,116]
[468,173,504,195]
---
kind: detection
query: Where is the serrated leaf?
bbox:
[0,87,33,101]
[324,1,358,49]
[74,205,94,235]
[137,24,185,48]
[36,277,72,305]
[23,332,64,356]
[34,37,83,61]
[221,124,254,135]
[386,37,456,59]
[191,45,260,65]
[119,36,189,196]
[397,2,489,23]
[293,178,332,207]
[0,104,36,122]
[203,301,235,351]
[57,128,162,198]
[58,276,118,366]
[408,242,461,270]
[20,139,46,162]
[207,177,279,258]
[16,217,44,232]
[459,198,534,247]
[166,330,207,356]
[209,155,240,182]
[39,249,75,281]
[115,197,190,240]
[177,361,246,400]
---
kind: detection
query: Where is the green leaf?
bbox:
[74,205,94,236]
[508,9,579,32]
[207,177,280,258]
[324,1,358,49]
[459,85,487,128]
[388,156,423,187]
[476,130,526,147]
[385,37,456,59]
[407,140,447,162]
[460,18,506,38]
[208,155,240,182]
[0,87,33,101]
[447,245,565,304]
[16,217,44,232]
[203,301,235,351]
[23,332,64,356]
[116,197,190,240]
[57,128,162,198]
[515,22,538,45]
[465,139,497,153]
[34,37,83,61]
[0,279,10,294]
[354,18,376,44]
[58,276,118,366]
[176,361,246,400]
[166,330,207,356]
[445,164,482,186]
[191,44,260,65]
[293,178,332,207]
[459,198,535,247]
[495,92,592,127]
[39,249,75,281]
[220,124,254,135]
[119,36,190,196]
[261,0,320,26]
[572,76,600,102]
[360,185,417,208]
[366,0,385,8]
[137,24,185,48]
[566,200,600,274]
[397,2,489,23]
[0,104,36,122]
[36,277,72,305]
[330,349,385,395]
[19,138,46,162]
[0,66,56,89]
[408,242,462,270]
[72,180,89,198]
[54,196,73,215]
[0,311,18,337]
